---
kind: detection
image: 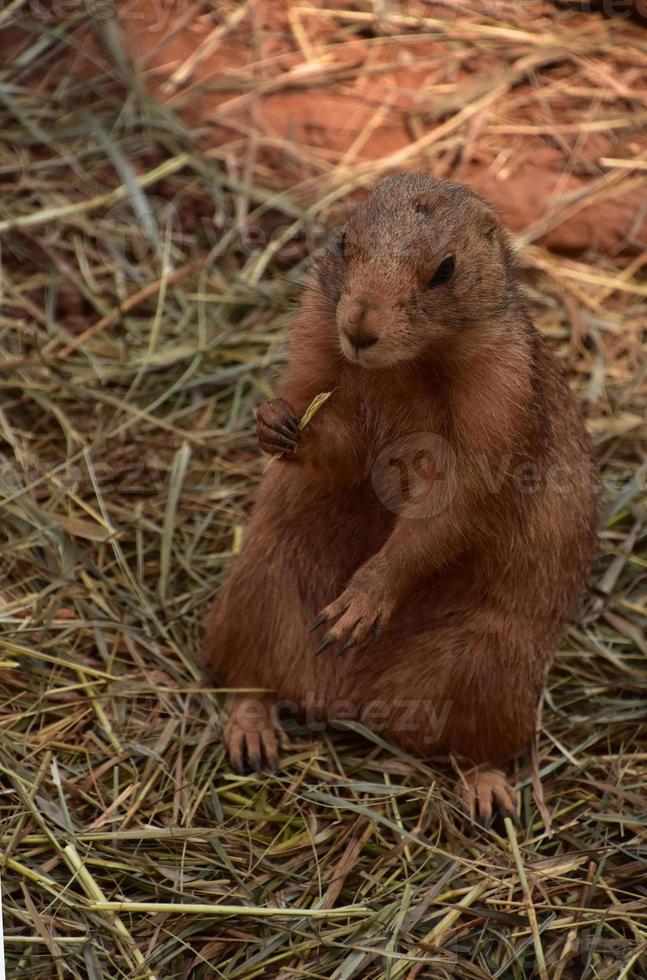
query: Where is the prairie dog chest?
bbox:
[356,375,441,453]
[328,378,443,499]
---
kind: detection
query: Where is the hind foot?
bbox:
[456,767,518,829]
[224,694,283,775]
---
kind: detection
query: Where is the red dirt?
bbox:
[7,1,647,255]
[122,0,647,255]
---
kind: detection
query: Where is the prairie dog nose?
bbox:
[345,298,366,327]
[339,296,379,349]
[344,326,379,350]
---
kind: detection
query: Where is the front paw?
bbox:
[256,398,300,456]
[310,584,395,654]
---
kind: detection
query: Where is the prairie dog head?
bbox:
[316,173,515,369]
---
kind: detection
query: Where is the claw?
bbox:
[275,420,299,441]
[309,613,328,633]
[315,634,335,655]
[225,696,284,777]
[457,768,518,829]
[261,436,297,454]
[339,618,362,653]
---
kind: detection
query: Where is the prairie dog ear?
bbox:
[478,207,500,242]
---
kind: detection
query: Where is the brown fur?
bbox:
[202,174,598,773]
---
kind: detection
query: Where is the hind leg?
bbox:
[224,693,285,774]
[201,521,313,696]
[360,604,546,820]
[202,512,360,753]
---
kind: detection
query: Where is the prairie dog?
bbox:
[202,173,598,822]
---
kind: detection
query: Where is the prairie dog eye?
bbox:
[428,255,455,288]
[338,231,346,258]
